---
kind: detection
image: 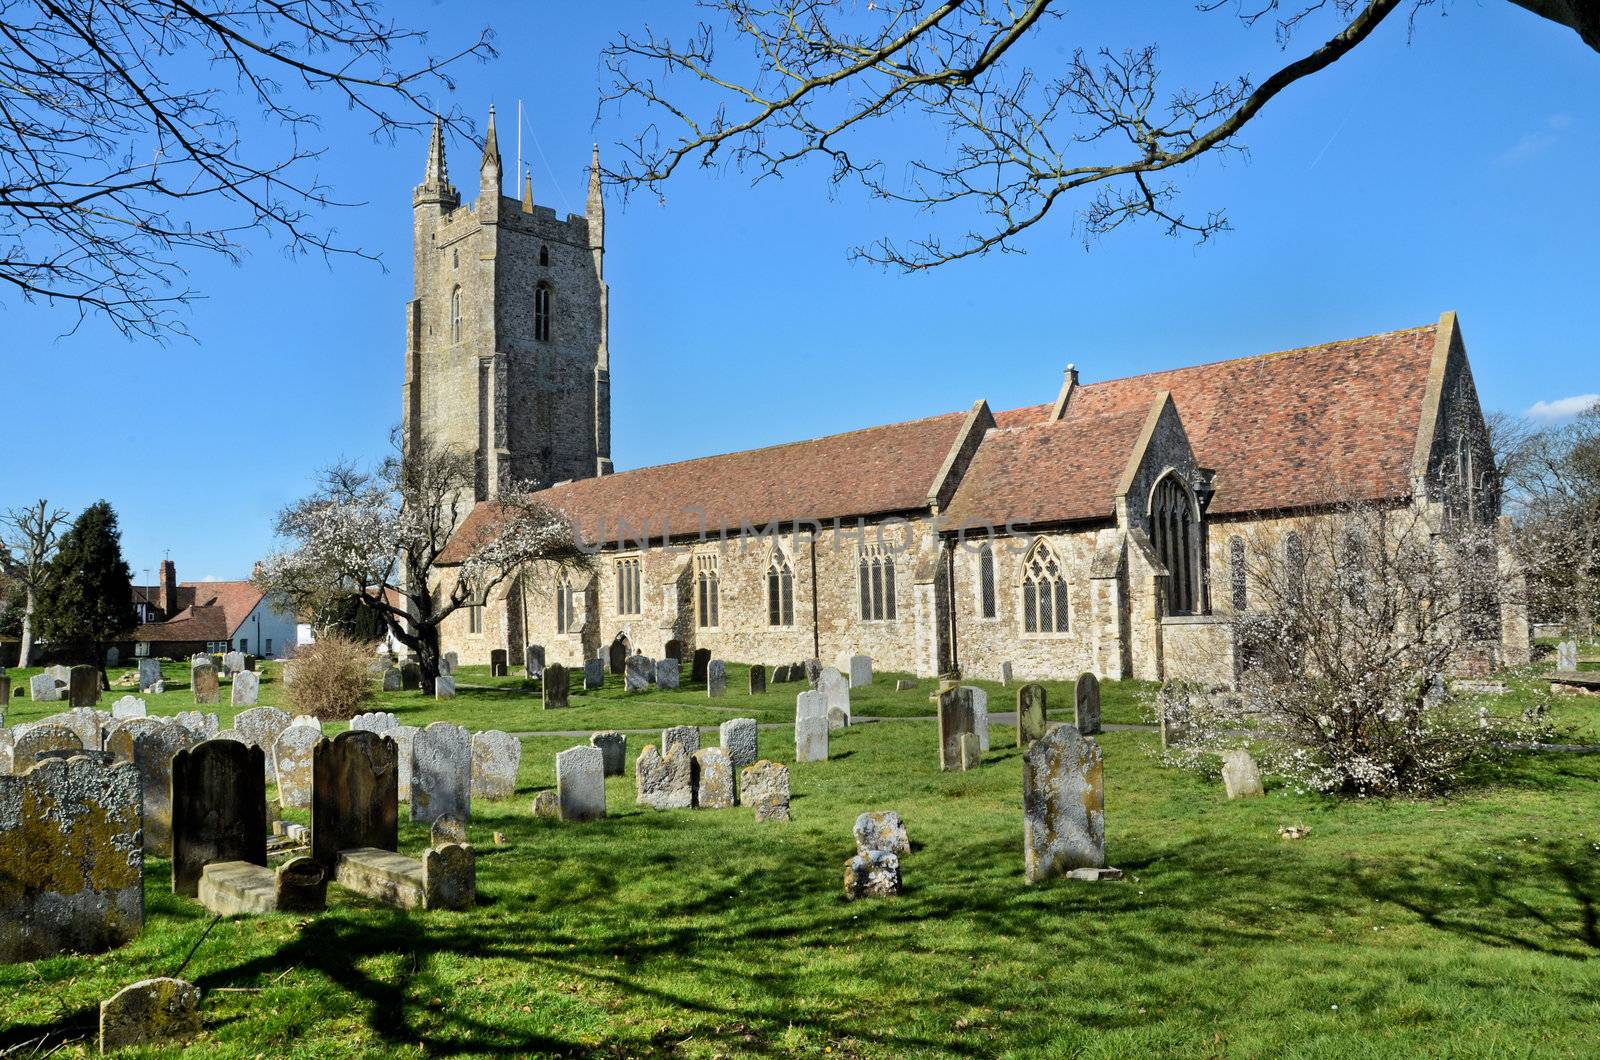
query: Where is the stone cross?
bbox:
[1023,724,1105,883]
[411,721,472,823]
[556,745,607,820]
[1074,672,1102,735]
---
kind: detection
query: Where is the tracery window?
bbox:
[615,558,641,616]
[1021,540,1070,633]
[695,554,720,628]
[767,550,795,626]
[555,577,575,634]
[978,543,998,619]
[534,283,552,342]
[1229,536,1248,611]
[858,546,896,621]
[1151,473,1203,616]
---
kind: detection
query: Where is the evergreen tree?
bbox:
[36,500,135,678]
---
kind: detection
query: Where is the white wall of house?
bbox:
[231,597,299,658]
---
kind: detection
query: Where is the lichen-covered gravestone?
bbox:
[584,658,605,690]
[591,730,627,776]
[844,851,902,900]
[99,977,201,1053]
[556,745,606,821]
[847,654,872,688]
[382,667,402,692]
[0,730,13,774]
[662,725,700,757]
[1022,724,1106,883]
[234,706,292,783]
[110,695,146,720]
[656,657,681,690]
[273,724,321,810]
[392,725,419,801]
[525,644,545,678]
[471,730,521,800]
[106,718,196,854]
[818,667,850,729]
[1074,672,1102,735]
[854,811,911,856]
[191,659,219,705]
[795,690,829,762]
[962,686,990,751]
[38,707,108,750]
[691,747,735,808]
[231,670,261,707]
[691,647,712,683]
[532,789,560,818]
[543,663,570,709]
[489,648,508,677]
[625,654,653,692]
[719,717,759,770]
[937,687,975,771]
[311,730,398,867]
[1017,684,1048,747]
[773,665,792,684]
[14,723,82,764]
[350,712,399,735]
[411,721,472,823]
[635,743,692,809]
[0,756,144,963]
[741,760,791,821]
[173,711,220,739]
[435,674,456,699]
[137,658,162,692]
[706,659,727,698]
[29,672,62,702]
[1000,661,1014,687]
[223,650,246,675]
[68,664,99,708]
[171,739,268,897]
[1221,749,1264,799]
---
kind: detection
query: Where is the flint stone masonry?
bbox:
[691,648,712,682]
[412,721,472,823]
[543,663,571,708]
[706,660,727,698]
[1023,724,1106,883]
[231,670,261,707]
[741,760,791,821]
[625,654,653,692]
[844,851,902,900]
[795,690,829,762]
[471,730,521,800]
[526,644,545,678]
[635,743,692,809]
[0,756,144,963]
[691,747,735,809]
[591,731,627,776]
[661,725,700,757]
[68,665,99,707]
[311,730,399,868]
[962,686,990,751]
[1074,672,1102,735]
[273,724,321,810]
[818,667,850,729]
[138,659,162,692]
[111,696,146,720]
[748,664,766,694]
[556,745,606,821]
[171,739,267,897]
[657,658,681,690]
[855,811,911,856]
[435,674,457,699]
[720,718,759,770]
[106,719,195,855]
[584,658,605,690]
[99,977,201,1053]
[1221,749,1264,799]
[938,687,975,771]
[191,661,219,705]
[1017,684,1048,747]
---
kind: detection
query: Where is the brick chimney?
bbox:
[159,560,177,618]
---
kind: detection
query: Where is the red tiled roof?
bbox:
[131,605,230,642]
[439,410,972,562]
[131,580,263,641]
[990,323,1440,515]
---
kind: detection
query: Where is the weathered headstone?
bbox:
[400,662,421,690]
[1023,724,1106,882]
[431,814,467,847]
[234,706,292,783]
[773,664,792,684]
[1221,749,1265,799]
[962,686,990,751]
[381,667,401,692]
[844,851,902,899]
[803,658,823,686]
[138,658,162,692]
[691,647,712,683]
[471,730,521,800]
[351,711,399,735]
[543,662,571,709]
[748,663,767,695]
[741,760,791,821]
[1017,684,1048,747]
[15,723,82,764]
[37,707,107,750]
[171,738,268,897]
[435,674,457,699]
[525,644,545,678]
[818,667,850,729]
[0,668,8,708]
[1557,639,1579,671]
[656,657,681,690]
[662,724,700,757]
[173,711,220,739]
[99,977,201,1053]
[583,658,605,690]
[0,729,13,774]
[706,659,727,698]
[0,756,143,963]
[719,717,759,770]
[937,686,975,771]
[191,659,219,705]
[625,653,653,692]
[635,743,692,809]
[105,646,121,667]
[556,745,607,821]
[795,690,829,762]
[1000,661,1014,687]
[489,648,508,677]
[591,730,627,776]
[412,721,472,823]
[111,694,146,720]
[894,678,916,692]
[532,790,560,818]
[273,724,321,810]
[609,638,628,674]
[392,725,419,801]
[690,747,735,808]
[311,730,398,867]
[846,654,872,688]
[1074,672,1102,735]
[441,651,459,675]
[664,639,683,661]
[29,671,62,703]
[231,669,260,707]
[106,718,194,854]
[223,650,246,675]
[69,664,99,707]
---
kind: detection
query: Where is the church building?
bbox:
[417,111,1530,685]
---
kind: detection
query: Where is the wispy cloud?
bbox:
[1526,393,1599,422]
[1497,114,1572,166]
[200,573,223,582]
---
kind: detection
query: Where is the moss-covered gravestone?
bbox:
[1017,684,1048,747]
[1022,725,1106,883]
[1074,672,1102,735]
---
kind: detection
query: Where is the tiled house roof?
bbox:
[131,580,263,642]
[130,605,230,643]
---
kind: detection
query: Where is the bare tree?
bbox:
[0,499,71,666]
[1,0,494,340]
[254,432,593,693]
[1512,402,1600,632]
[600,1,1597,269]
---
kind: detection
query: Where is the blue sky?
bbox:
[4,1,1597,583]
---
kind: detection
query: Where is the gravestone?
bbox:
[795,690,829,762]
[273,724,321,810]
[441,652,458,675]
[471,730,521,800]
[412,721,472,823]
[591,730,627,776]
[105,646,121,667]
[556,745,606,821]
[281,661,299,687]
[937,686,975,771]
[392,725,419,801]
[290,714,322,732]
[532,790,560,818]
[720,718,759,770]
[431,814,467,847]
[15,724,82,764]
[99,977,201,1053]
[847,654,872,688]
[0,729,12,773]
[311,730,399,867]
[234,706,292,783]
[1023,724,1106,882]
[525,644,545,678]
[691,747,735,808]
[0,756,143,963]
[625,654,653,692]
[803,658,823,686]
[635,743,693,809]
[231,670,260,707]
[1074,672,1102,735]
[664,639,683,661]
[584,658,605,690]
[773,665,791,684]
[1221,749,1264,799]
[191,660,219,705]
[171,739,268,897]
[105,718,195,854]
[382,667,401,692]
[223,650,246,675]
[29,672,62,702]
[39,707,107,750]
[748,664,767,695]
[662,724,700,757]
[855,811,911,856]
[1557,639,1579,671]
[111,695,146,720]
[69,664,99,707]
[400,663,421,690]
[0,669,7,708]
[818,667,851,729]
[741,760,791,821]
[609,638,629,675]
[543,663,571,709]
[1000,661,1014,687]
[138,659,162,692]
[844,851,902,900]
[351,712,399,735]
[691,647,712,683]
[1017,684,1049,747]
[656,657,681,690]
[435,674,456,699]
[962,686,990,751]
[706,659,727,698]
[173,711,219,739]
[1159,694,1189,750]
[489,648,508,677]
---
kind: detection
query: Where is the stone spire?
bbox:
[479,104,502,200]
[413,114,458,210]
[521,167,533,213]
[586,144,604,250]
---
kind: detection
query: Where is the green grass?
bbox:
[5,664,1600,1056]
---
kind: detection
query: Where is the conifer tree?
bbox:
[36,500,136,681]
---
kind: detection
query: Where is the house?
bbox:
[125,560,298,659]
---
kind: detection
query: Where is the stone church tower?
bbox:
[403,108,612,507]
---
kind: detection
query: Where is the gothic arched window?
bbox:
[1021,540,1070,633]
[1150,473,1203,616]
[534,283,552,342]
[555,577,575,634]
[696,555,719,628]
[858,546,896,621]
[978,542,998,619]
[1229,536,1248,611]
[450,286,462,343]
[539,244,550,266]
[767,550,795,626]
[615,557,641,616]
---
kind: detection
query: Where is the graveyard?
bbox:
[2,654,1599,1056]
